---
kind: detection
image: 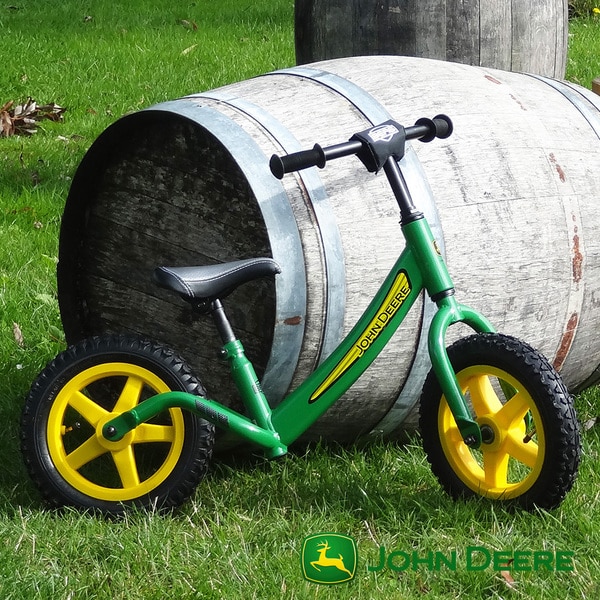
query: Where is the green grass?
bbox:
[570,0,600,17]
[2,437,600,599]
[566,16,600,88]
[2,3,600,598]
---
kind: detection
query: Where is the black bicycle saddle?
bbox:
[153,257,281,303]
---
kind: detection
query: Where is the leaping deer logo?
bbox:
[302,533,357,584]
[310,540,353,578]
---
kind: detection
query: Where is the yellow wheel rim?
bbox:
[47,363,186,502]
[438,365,545,499]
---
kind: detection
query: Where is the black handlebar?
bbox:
[270,114,453,179]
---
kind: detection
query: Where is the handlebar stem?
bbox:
[383,157,423,224]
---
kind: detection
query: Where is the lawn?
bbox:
[1,2,600,598]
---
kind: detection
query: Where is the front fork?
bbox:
[401,216,495,449]
[428,295,495,448]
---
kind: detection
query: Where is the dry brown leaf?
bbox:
[181,44,198,56]
[13,322,24,348]
[500,560,517,589]
[0,97,66,137]
[178,19,198,30]
[0,112,12,136]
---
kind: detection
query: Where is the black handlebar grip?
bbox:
[269,144,326,179]
[413,114,453,142]
[432,114,453,139]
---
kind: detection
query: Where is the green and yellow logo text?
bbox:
[309,270,411,403]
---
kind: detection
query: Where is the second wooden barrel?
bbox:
[295,0,569,79]
[58,56,600,442]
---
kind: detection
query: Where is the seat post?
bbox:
[209,299,237,344]
[208,298,285,458]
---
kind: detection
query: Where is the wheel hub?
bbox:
[96,414,135,450]
[480,424,495,444]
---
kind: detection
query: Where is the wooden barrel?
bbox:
[58,56,600,442]
[295,0,569,79]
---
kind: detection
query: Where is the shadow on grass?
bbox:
[0,345,69,514]
[0,396,39,514]
[199,437,506,528]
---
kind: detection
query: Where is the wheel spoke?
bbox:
[68,391,109,427]
[112,446,141,488]
[495,392,531,429]
[113,376,145,413]
[467,374,503,416]
[134,423,175,444]
[440,406,464,443]
[458,444,484,475]
[447,424,464,445]
[504,430,539,469]
[66,436,108,471]
[482,450,509,489]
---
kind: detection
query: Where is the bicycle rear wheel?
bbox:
[419,333,580,510]
[21,335,215,515]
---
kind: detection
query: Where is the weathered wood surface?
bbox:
[295,0,569,79]
[60,56,600,442]
[59,118,275,410]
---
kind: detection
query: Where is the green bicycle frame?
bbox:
[103,211,494,457]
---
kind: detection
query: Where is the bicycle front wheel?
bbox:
[419,333,580,510]
[21,335,215,515]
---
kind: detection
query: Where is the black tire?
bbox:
[21,334,215,515]
[419,333,580,510]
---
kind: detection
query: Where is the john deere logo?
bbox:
[301,533,357,584]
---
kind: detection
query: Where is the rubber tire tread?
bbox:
[21,334,215,515]
[419,332,580,510]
